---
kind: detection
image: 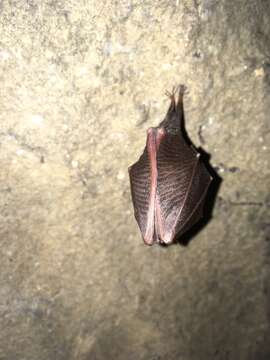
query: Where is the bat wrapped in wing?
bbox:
[128,85,212,245]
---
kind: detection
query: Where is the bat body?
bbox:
[128,86,212,245]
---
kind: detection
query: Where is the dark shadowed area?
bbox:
[0,1,269,359]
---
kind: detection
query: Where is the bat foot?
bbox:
[177,84,188,105]
[178,84,187,95]
[165,87,176,101]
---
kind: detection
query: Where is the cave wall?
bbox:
[0,1,269,359]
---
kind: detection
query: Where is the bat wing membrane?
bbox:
[156,134,212,243]
[174,158,212,238]
[129,148,152,241]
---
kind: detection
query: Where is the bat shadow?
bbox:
[173,102,223,247]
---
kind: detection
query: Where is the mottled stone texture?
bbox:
[0,0,269,359]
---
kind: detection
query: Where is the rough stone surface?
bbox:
[0,1,269,359]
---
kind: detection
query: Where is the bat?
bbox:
[128,85,213,246]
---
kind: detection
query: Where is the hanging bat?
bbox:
[128,85,213,246]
